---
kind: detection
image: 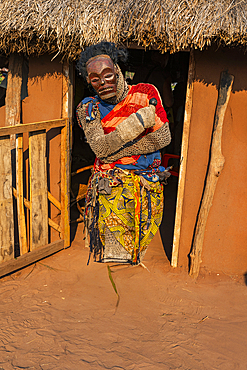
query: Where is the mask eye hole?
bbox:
[105,74,114,79]
[91,78,99,83]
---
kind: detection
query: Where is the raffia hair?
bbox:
[76,41,128,80]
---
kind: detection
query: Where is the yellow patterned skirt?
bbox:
[98,173,163,264]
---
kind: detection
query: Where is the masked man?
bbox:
[76,42,171,264]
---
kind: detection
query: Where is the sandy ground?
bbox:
[0,222,247,370]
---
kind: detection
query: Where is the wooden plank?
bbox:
[29,130,49,250]
[61,62,72,248]
[5,53,23,149]
[5,53,24,258]
[48,191,61,211]
[189,71,234,278]
[0,239,64,278]
[68,64,74,183]
[171,50,195,268]
[0,119,66,138]
[13,187,30,209]
[13,187,61,233]
[71,165,93,177]
[0,136,15,263]
[16,134,28,255]
[70,215,84,224]
[48,219,61,233]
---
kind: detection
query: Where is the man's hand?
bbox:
[135,105,156,128]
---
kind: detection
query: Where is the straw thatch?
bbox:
[0,0,246,59]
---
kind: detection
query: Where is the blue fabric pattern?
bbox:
[81,96,116,121]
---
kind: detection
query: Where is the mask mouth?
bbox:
[99,87,114,93]
[98,87,117,98]
[99,90,117,99]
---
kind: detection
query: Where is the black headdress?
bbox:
[77,41,128,79]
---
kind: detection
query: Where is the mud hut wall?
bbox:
[178,47,247,275]
[22,54,63,243]
[0,106,5,127]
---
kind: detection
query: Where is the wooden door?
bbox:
[0,55,72,278]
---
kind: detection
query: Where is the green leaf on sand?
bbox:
[107,265,120,308]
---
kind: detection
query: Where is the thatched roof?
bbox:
[0,0,246,60]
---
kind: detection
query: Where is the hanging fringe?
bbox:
[136,183,143,265]
[87,196,104,264]
[146,190,152,230]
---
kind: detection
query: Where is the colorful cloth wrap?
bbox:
[78,84,169,264]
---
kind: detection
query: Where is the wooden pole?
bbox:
[61,62,73,248]
[5,53,23,148]
[171,50,195,268]
[189,71,234,278]
[5,53,28,256]
[17,133,28,254]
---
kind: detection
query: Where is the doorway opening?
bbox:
[71,48,190,262]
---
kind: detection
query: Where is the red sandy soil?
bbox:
[1,224,247,370]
